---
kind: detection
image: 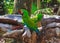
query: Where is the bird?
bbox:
[22,9,43,35]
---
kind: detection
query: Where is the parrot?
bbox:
[22,9,43,35]
[18,10,22,14]
[30,13,43,24]
[37,12,43,21]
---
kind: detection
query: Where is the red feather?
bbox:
[18,10,22,14]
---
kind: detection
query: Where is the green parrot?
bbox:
[31,12,43,23]
[22,9,43,35]
[37,12,43,21]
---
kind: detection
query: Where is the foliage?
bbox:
[57,0,60,3]
[3,0,60,14]
[4,0,14,14]
[31,3,37,14]
[34,8,53,15]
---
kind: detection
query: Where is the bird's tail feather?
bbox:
[35,29,41,36]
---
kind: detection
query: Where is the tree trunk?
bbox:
[25,0,32,16]
[57,6,60,15]
[13,0,32,16]
[31,32,37,43]
[37,0,40,9]
[13,0,18,14]
[0,0,5,15]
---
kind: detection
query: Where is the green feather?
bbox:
[31,13,43,22]
[37,13,43,21]
[22,9,39,32]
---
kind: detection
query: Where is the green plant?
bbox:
[4,0,14,14]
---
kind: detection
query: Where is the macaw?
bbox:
[22,9,43,35]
